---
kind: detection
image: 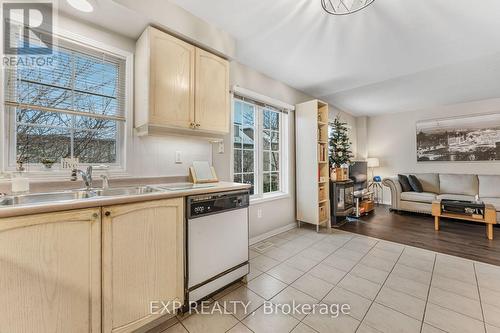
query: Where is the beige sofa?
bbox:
[383,173,500,222]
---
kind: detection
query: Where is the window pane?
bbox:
[263,110,271,129]
[234,174,242,183]
[243,173,255,195]
[271,152,279,171]
[17,109,72,127]
[243,150,254,173]
[233,125,242,149]
[16,125,71,163]
[263,172,271,193]
[242,104,254,126]
[8,35,124,166]
[263,130,270,150]
[263,109,279,130]
[271,131,279,151]
[74,129,117,164]
[271,172,280,192]
[234,101,242,125]
[242,127,254,149]
[263,151,270,172]
[270,111,279,131]
[234,149,242,173]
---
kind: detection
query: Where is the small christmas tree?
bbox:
[329,115,353,168]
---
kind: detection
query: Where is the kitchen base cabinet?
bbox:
[0,208,101,333]
[102,198,184,333]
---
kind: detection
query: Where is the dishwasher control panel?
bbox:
[187,190,249,219]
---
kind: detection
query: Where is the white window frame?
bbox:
[0,27,133,178]
[231,90,291,203]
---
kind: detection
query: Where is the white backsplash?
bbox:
[127,134,213,177]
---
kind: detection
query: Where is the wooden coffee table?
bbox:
[432,201,497,240]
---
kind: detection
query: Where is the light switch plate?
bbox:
[175,151,182,164]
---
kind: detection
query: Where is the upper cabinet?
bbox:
[135,26,230,137]
[195,48,230,133]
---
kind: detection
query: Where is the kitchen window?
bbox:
[4,31,126,170]
[233,95,289,199]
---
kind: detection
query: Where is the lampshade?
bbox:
[367,157,380,168]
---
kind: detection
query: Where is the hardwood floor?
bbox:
[338,205,500,266]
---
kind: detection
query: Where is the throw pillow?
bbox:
[398,174,413,192]
[408,175,424,192]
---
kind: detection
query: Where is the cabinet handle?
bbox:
[190,122,196,128]
[195,123,200,128]
[92,213,99,219]
[105,211,111,217]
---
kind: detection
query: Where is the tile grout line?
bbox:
[419,250,437,333]
[242,230,347,332]
[300,235,381,330]
[354,244,408,332]
[284,235,375,331]
[473,262,488,333]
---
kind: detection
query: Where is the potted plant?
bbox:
[329,115,353,181]
[41,158,56,169]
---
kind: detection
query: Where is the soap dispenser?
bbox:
[11,161,29,195]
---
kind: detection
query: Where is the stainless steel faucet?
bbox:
[71,166,93,190]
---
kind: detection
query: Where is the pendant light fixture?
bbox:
[321,0,375,15]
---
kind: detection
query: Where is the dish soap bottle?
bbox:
[12,161,29,195]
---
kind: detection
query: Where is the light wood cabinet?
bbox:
[135,26,230,137]
[135,26,195,130]
[102,198,184,333]
[0,208,101,333]
[195,48,230,133]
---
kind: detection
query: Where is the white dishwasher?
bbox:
[185,190,250,304]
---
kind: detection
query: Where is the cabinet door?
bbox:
[0,209,101,333]
[195,48,230,133]
[150,28,195,129]
[102,198,184,333]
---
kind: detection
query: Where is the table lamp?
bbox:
[367,157,380,182]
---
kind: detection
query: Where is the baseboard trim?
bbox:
[249,222,297,245]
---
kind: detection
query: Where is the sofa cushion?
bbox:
[398,174,413,192]
[483,198,500,212]
[412,173,439,194]
[439,174,478,196]
[437,194,475,202]
[479,175,500,198]
[408,175,423,192]
[401,191,437,204]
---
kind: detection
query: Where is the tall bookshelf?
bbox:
[296,100,330,232]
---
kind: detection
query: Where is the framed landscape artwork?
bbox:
[416,113,500,162]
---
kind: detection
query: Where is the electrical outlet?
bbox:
[218,142,225,154]
[175,151,182,164]
[257,208,262,219]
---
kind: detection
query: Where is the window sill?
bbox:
[250,192,290,205]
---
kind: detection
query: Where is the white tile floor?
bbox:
[157,227,500,333]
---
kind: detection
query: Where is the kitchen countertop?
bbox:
[0,182,251,219]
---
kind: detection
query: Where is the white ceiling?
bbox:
[58,0,500,116]
[167,0,500,116]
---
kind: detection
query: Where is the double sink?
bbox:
[0,183,216,207]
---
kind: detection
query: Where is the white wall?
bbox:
[366,98,500,203]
